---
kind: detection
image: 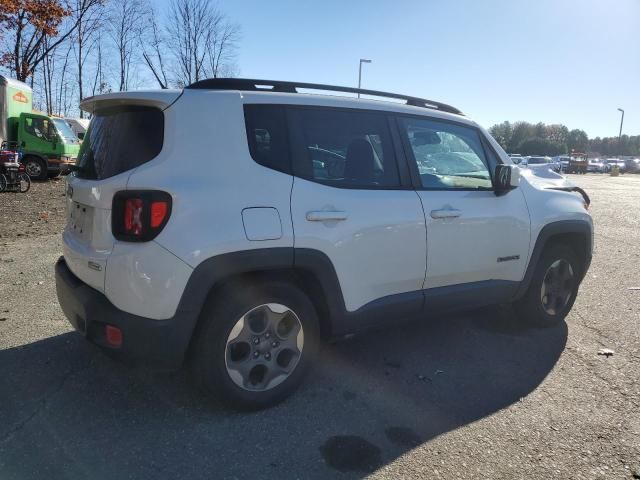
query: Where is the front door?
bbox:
[21,114,56,154]
[396,115,530,294]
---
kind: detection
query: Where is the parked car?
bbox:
[521,155,560,173]
[623,158,640,173]
[55,79,593,410]
[605,158,626,172]
[553,155,571,173]
[508,153,523,164]
[587,158,606,173]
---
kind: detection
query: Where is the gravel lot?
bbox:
[0,174,639,479]
[0,177,67,242]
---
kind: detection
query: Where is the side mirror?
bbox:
[494,164,520,196]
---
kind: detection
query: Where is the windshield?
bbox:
[52,119,79,144]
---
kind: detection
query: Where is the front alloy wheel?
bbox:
[540,259,574,315]
[515,244,581,327]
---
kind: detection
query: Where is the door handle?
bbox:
[430,208,462,219]
[306,211,348,222]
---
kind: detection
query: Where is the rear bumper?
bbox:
[55,257,194,370]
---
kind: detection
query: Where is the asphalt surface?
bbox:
[0,174,639,479]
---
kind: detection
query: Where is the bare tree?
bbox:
[90,30,110,96]
[107,0,146,91]
[38,35,75,116]
[204,16,240,79]
[166,0,240,86]
[71,0,105,116]
[142,5,168,89]
[0,0,104,81]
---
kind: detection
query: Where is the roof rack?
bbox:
[185,78,463,115]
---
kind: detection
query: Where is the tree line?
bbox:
[489,120,640,157]
[0,0,240,118]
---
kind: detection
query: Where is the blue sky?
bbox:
[157,0,639,137]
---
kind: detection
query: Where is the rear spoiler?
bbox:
[80,90,182,114]
[546,186,591,207]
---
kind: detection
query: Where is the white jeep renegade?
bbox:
[55,79,592,409]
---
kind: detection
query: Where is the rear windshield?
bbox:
[75,106,164,179]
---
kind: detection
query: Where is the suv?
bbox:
[55,79,593,409]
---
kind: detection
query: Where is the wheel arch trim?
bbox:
[22,152,48,165]
[515,220,593,300]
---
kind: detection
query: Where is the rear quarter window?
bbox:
[244,105,291,174]
[76,106,164,180]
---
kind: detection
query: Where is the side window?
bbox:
[289,108,399,188]
[244,105,291,174]
[400,117,493,190]
[24,117,53,141]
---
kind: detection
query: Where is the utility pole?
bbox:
[357,59,372,98]
[617,108,625,139]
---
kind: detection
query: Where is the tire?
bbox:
[515,244,581,327]
[18,173,30,193]
[0,174,7,192]
[23,157,47,181]
[193,280,320,410]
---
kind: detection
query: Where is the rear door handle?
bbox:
[306,211,348,222]
[430,208,462,219]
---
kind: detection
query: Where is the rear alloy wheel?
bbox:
[193,281,319,410]
[515,244,580,327]
[225,303,304,392]
[24,157,47,181]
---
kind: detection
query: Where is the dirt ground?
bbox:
[0,174,639,479]
[0,177,67,242]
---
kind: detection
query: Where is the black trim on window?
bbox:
[387,115,412,187]
[392,116,422,189]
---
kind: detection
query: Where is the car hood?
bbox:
[520,166,574,189]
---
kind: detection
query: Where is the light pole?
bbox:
[617,108,625,139]
[357,59,372,98]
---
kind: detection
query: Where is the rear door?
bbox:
[63,101,170,292]
[396,115,530,297]
[289,107,427,316]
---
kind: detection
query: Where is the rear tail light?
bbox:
[124,198,144,235]
[150,200,168,228]
[105,325,123,347]
[112,190,172,242]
